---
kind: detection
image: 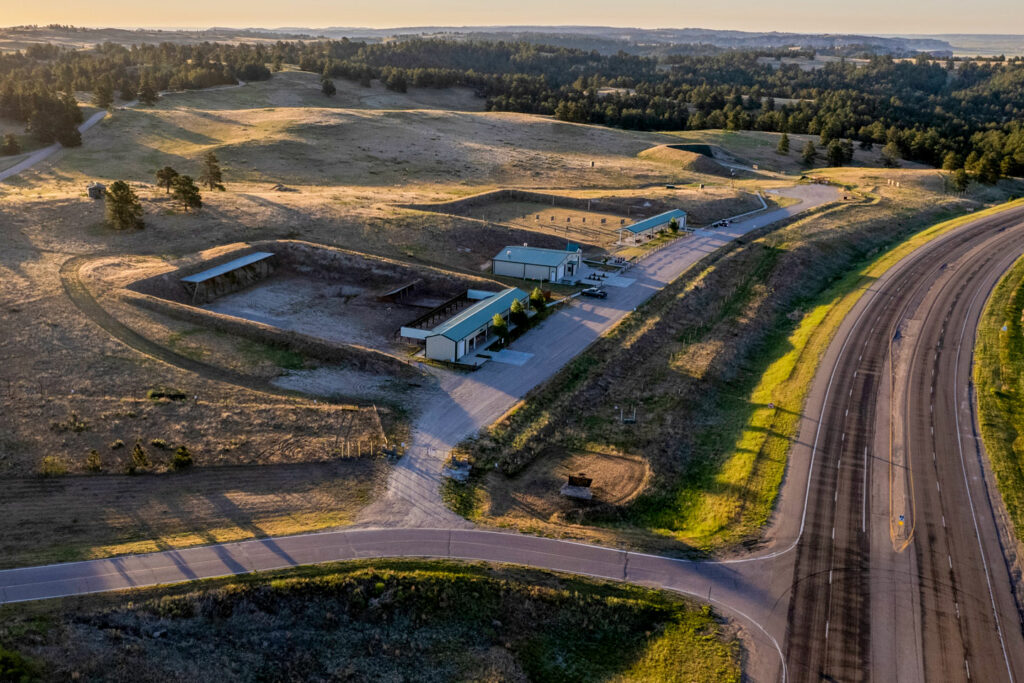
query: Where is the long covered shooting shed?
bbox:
[618,209,687,245]
[180,251,275,304]
[400,287,529,363]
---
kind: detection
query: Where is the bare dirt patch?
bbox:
[483,449,650,523]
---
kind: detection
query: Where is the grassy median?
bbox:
[975,245,1024,548]
[0,559,739,682]
[462,191,1024,555]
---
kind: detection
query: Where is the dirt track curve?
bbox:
[12,203,1024,683]
[59,255,317,401]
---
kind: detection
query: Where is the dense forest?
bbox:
[0,42,271,147]
[2,37,1022,181]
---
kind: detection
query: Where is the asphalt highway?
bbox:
[5,199,1024,683]
[784,205,1024,682]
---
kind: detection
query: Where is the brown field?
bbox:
[0,68,757,567]
[482,449,651,525]
[4,62,979,569]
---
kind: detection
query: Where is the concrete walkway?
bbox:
[355,183,838,529]
[0,183,839,682]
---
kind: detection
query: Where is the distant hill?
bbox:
[275,25,954,56]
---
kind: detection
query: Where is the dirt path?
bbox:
[58,255,311,401]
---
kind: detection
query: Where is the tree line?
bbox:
[4,36,1023,179]
[0,41,272,148]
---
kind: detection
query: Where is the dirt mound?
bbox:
[484,449,650,521]
[638,144,734,177]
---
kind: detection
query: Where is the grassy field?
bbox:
[662,129,930,175]
[10,69,681,191]
[459,183,1024,555]
[0,559,740,682]
[974,244,1024,553]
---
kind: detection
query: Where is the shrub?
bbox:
[124,441,151,474]
[38,455,67,477]
[151,438,170,450]
[51,411,90,433]
[529,286,546,312]
[0,646,38,682]
[110,439,125,450]
[85,449,103,472]
[147,387,188,401]
[171,445,194,471]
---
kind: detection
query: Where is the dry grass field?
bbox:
[0,68,764,567]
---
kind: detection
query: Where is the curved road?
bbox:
[783,205,1024,682]
[3,200,1024,683]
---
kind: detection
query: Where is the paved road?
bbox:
[356,184,839,528]
[10,189,1024,683]
[782,205,1024,682]
[0,110,107,183]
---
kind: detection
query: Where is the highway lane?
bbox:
[6,200,1024,683]
[784,207,1024,682]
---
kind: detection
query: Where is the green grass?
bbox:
[0,559,739,683]
[466,194,1024,554]
[665,197,1024,548]
[239,339,307,370]
[975,242,1024,548]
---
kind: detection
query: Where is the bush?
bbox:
[38,455,67,477]
[124,441,151,474]
[529,286,546,312]
[151,438,170,450]
[110,439,125,450]
[85,449,103,472]
[147,387,187,401]
[171,445,194,471]
[0,646,38,683]
[51,411,90,432]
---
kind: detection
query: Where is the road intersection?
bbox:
[4,189,1024,682]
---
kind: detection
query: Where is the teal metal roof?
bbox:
[493,245,573,268]
[430,288,527,341]
[623,209,687,234]
[182,252,274,284]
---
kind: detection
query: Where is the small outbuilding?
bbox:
[416,287,530,363]
[618,209,687,245]
[87,182,106,200]
[491,245,581,283]
[560,474,594,500]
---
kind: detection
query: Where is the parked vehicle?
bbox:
[580,287,608,299]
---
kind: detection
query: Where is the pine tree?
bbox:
[826,140,846,166]
[93,80,114,110]
[952,168,970,192]
[155,166,179,193]
[171,175,203,210]
[777,132,790,154]
[801,140,818,166]
[105,181,145,230]
[1,133,20,156]
[198,151,225,191]
[138,80,159,106]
